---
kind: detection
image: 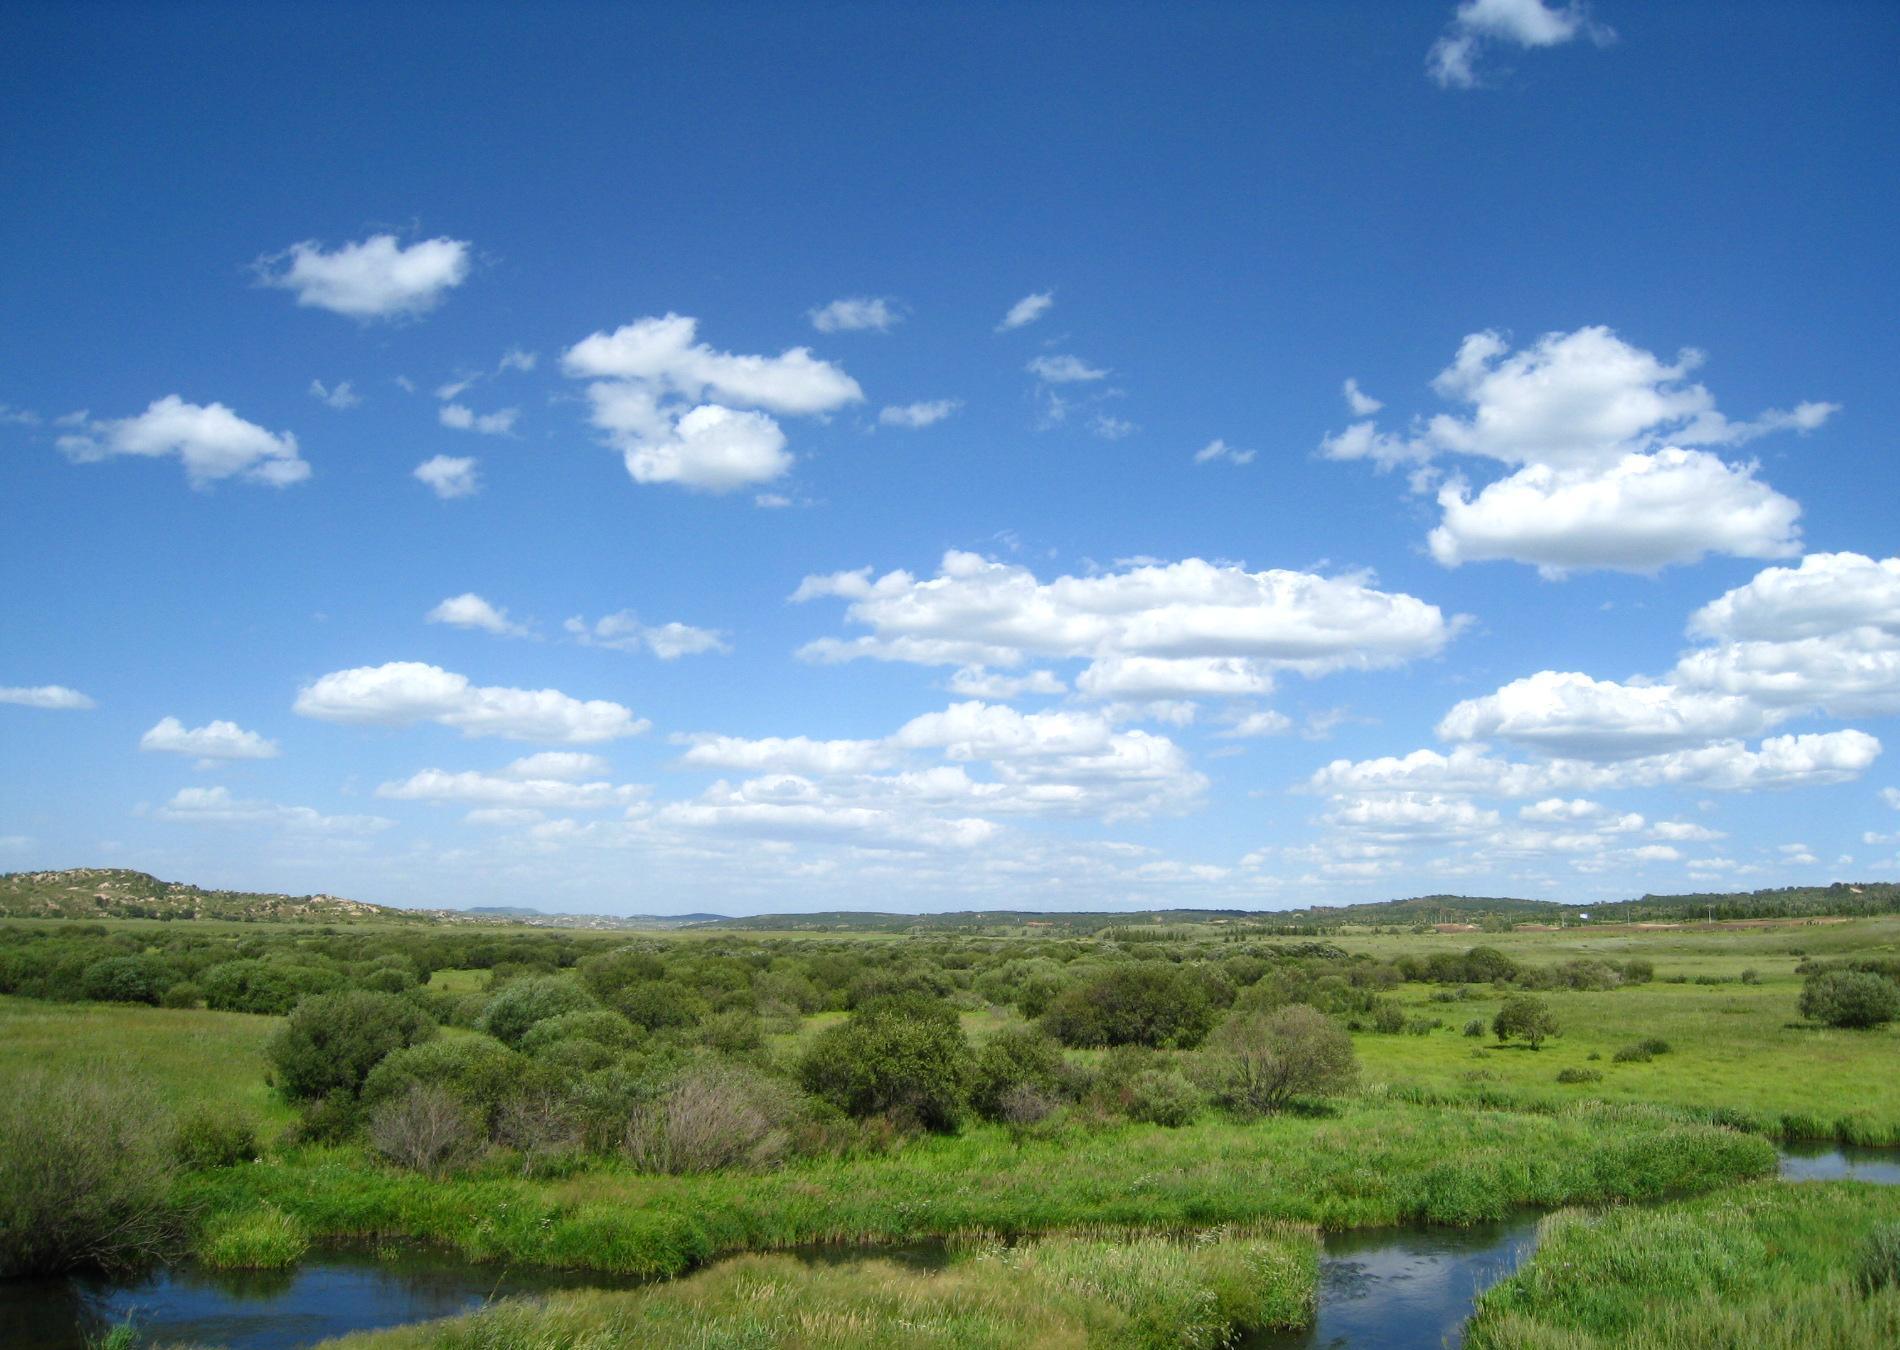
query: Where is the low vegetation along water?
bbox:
[6,1146,1891,1350]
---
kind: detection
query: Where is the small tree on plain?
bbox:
[1492,995,1558,1050]
[1201,1004,1358,1114]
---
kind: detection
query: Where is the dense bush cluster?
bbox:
[1799,967,1900,1029]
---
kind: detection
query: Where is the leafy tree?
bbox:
[267,990,435,1101]
[1040,964,1217,1049]
[1800,969,1900,1029]
[799,994,972,1131]
[1493,994,1558,1049]
[1200,1005,1358,1114]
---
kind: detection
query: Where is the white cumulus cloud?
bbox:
[439,404,518,436]
[997,290,1054,331]
[566,611,731,659]
[426,593,530,638]
[1428,0,1614,90]
[376,768,641,811]
[257,233,471,319]
[1028,354,1108,384]
[1438,671,1772,760]
[879,400,961,429]
[1674,553,1900,717]
[58,396,310,488]
[1,685,95,710]
[414,455,480,499]
[139,717,280,761]
[294,661,648,743]
[1327,327,1829,575]
[809,296,902,333]
[793,551,1462,699]
[563,315,860,493]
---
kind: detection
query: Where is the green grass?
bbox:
[322,1227,1319,1348]
[177,1102,1772,1278]
[423,968,491,995]
[1324,912,1900,977]
[1465,1181,1900,1348]
[1350,977,1900,1140]
[0,994,294,1135]
[197,1203,311,1269]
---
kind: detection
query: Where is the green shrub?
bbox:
[1612,1044,1653,1063]
[361,1035,530,1132]
[1200,1005,1357,1115]
[0,1069,179,1274]
[517,1009,639,1054]
[159,981,203,1009]
[1492,995,1557,1049]
[1040,964,1217,1049]
[969,1026,1071,1122]
[1637,1036,1671,1056]
[80,955,168,1005]
[1556,1067,1603,1084]
[623,1062,803,1173]
[1463,1018,1487,1037]
[478,976,597,1047]
[202,959,341,1015]
[699,1009,765,1055]
[1800,969,1900,1029]
[267,989,435,1102]
[800,995,972,1132]
[368,1083,484,1176]
[1370,1002,1406,1034]
[197,1204,309,1269]
[171,1109,257,1170]
[1122,1068,1203,1127]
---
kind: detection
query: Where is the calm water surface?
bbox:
[1247,1216,1539,1350]
[0,1244,643,1350]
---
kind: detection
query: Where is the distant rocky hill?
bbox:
[0,869,727,928]
[0,867,424,923]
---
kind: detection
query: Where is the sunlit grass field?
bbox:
[1323,915,1900,1137]
[1465,1180,1900,1348]
[0,993,294,1132]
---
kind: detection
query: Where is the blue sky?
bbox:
[4,1,1898,914]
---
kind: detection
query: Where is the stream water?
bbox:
[2,1145,1893,1350]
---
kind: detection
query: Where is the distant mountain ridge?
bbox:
[3,867,1895,931]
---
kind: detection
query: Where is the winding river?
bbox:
[3,1145,1894,1350]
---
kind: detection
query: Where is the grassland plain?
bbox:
[0,994,294,1131]
[320,1228,1320,1349]
[3,909,1896,1348]
[1464,1180,1900,1348]
[1331,915,1900,1140]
